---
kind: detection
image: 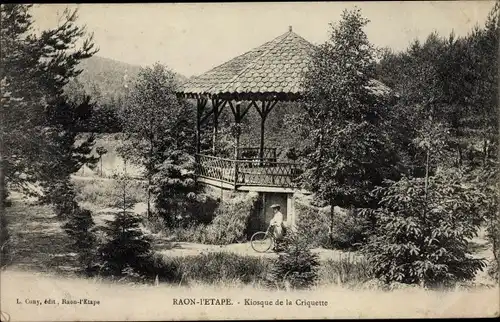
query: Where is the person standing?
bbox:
[269,204,285,243]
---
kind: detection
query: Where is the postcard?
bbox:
[1,1,499,321]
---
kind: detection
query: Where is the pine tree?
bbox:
[98,174,152,276]
[1,4,98,216]
[268,228,320,289]
[62,208,97,275]
[1,5,99,272]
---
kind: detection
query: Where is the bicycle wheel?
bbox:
[250,231,273,253]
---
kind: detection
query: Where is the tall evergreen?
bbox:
[98,174,152,276]
[1,4,99,271]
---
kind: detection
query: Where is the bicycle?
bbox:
[250,225,288,253]
[250,225,275,253]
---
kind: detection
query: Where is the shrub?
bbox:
[267,229,320,289]
[171,252,271,285]
[0,210,10,269]
[294,199,371,250]
[475,168,499,282]
[164,224,207,243]
[294,201,330,248]
[185,193,219,225]
[131,252,181,284]
[363,171,487,288]
[142,213,166,235]
[202,192,259,245]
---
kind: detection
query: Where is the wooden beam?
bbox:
[254,101,264,118]
[200,98,226,124]
[210,99,227,155]
[267,100,278,115]
[228,100,237,117]
[200,108,215,124]
[240,101,256,119]
[258,100,268,163]
[212,98,219,155]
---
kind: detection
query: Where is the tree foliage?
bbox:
[1,4,98,213]
[1,4,99,271]
[268,227,320,289]
[98,173,152,276]
[300,8,399,209]
[366,2,500,286]
[119,63,197,224]
[364,170,487,288]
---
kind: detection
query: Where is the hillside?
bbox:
[69,56,189,106]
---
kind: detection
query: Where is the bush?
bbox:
[363,171,487,288]
[164,224,208,243]
[185,193,219,225]
[171,252,271,285]
[267,229,320,289]
[294,199,371,250]
[201,192,259,245]
[131,252,181,284]
[294,201,330,248]
[0,211,10,269]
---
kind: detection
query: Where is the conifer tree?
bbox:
[62,208,97,275]
[98,173,152,276]
[1,4,99,271]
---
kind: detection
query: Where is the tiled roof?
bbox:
[178,28,394,100]
[179,28,315,97]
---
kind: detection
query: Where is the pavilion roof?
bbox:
[177,27,393,101]
[178,27,314,100]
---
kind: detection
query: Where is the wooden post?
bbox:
[234,102,241,187]
[259,110,266,163]
[228,100,253,188]
[254,100,278,165]
[196,98,202,155]
[195,97,207,154]
[212,102,218,155]
[211,99,226,155]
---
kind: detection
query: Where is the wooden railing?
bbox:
[195,153,302,188]
[196,154,236,183]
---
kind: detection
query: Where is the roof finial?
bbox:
[289,25,292,32]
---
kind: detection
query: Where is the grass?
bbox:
[3,199,78,275]
[318,253,373,287]
[72,176,147,213]
[160,252,272,286]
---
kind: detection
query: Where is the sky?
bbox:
[31,2,495,78]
